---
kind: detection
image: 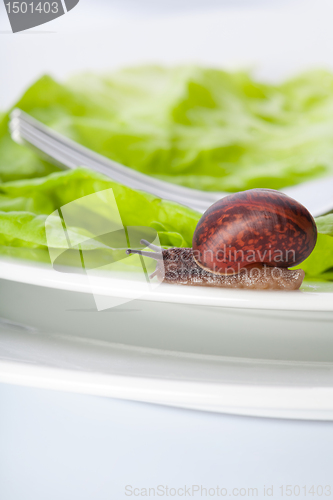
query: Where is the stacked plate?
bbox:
[1,257,333,420]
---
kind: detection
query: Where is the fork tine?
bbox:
[9,108,225,213]
[9,109,333,217]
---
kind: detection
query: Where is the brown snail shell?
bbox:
[192,188,317,275]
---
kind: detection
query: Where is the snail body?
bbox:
[127,189,317,291]
[153,248,306,290]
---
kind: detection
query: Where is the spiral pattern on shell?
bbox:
[192,188,317,275]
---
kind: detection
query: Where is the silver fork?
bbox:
[9,108,333,216]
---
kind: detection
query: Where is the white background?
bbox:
[1,0,333,109]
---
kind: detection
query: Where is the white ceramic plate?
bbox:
[1,257,333,420]
[1,257,333,312]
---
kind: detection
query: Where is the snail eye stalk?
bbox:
[140,239,161,252]
[126,248,163,261]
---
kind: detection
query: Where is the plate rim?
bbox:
[1,257,333,312]
[2,359,333,421]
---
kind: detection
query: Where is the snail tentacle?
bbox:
[126,248,163,261]
[140,239,162,252]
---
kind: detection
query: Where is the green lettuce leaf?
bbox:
[3,66,333,191]
[1,66,333,280]
[0,168,199,263]
[0,167,332,281]
[315,214,333,236]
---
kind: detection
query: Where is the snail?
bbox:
[127,189,317,290]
